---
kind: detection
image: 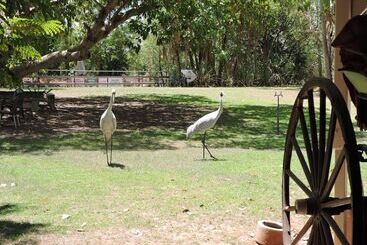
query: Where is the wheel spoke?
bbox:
[286,169,312,197]
[308,91,319,189]
[284,80,358,245]
[292,216,313,245]
[321,109,336,191]
[307,222,316,245]
[283,211,291,245]
[292,137,313,190]
[312,221,320,245]
[321,147,346,200]
[299,107,316,188]
[318,90,326,189]
[284,205,296,212]
[321,211,349,245]
[321,197,351,209]
[317,221,325,245]
[320,218,333,245]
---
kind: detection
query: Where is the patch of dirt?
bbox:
[1,96,211,136]
[13,212,259,245]
[159,139,188,149]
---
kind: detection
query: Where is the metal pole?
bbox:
[274,91,283,135]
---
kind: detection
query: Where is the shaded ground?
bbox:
[0,94,291,152]
[16,95,214,133]
[0,204,46,244]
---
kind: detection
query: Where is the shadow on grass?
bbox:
[0,204,46,243]
[108,163,126,169]
[0,94,292,152]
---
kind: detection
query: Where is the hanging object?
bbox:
[181,69,197,84]
[75,61,86,76]
[332,15,367,130]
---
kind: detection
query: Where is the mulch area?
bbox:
[1,96,210,136]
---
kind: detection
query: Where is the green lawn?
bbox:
[1,149,284,236]
[1,87,366,244]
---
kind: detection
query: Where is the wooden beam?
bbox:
[334,1,367,244]
[352,1,367,15]
[334,0,351,244]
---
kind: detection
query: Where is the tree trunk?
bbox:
[232,57,239,86]
[261,31,272,86]
[252,50,257,86]
[172,31,182,85]
[175,48,181,74]
[320,0,332,80]
[217,32,228,86]
[188,50,195,70]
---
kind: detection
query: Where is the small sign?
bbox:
[181,69,197,83]
[86,77,97,84]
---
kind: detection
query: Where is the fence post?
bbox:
[274,91,283,135]
[73,70,75,87]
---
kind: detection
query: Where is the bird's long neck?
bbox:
[108,93,115,111]
[217,97,223,116]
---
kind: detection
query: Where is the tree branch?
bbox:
[11,0,146,78]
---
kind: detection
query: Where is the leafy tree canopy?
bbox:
[0,0,330,87]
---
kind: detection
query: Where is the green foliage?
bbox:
[13,45,42,60]
[8,18,63,37]
[0,1,64,87]
[87,26,142,71]
[0,0,328,87]
[128,35,163,72]
[138,0,318,86]
[5,18,63,65]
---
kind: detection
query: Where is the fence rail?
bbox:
[23,70,170,87]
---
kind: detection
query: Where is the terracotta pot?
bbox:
[255,220,283,245]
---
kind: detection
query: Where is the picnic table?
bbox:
[0,90,56,127]
[0,91,24,127]
[22,91,56,111]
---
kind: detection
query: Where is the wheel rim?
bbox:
[282,78,363,245]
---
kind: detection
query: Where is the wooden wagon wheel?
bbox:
[282,78,364,245]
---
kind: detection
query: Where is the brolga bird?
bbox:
[186,92,224,160]
[100,89,117,166]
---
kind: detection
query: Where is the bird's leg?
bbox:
[203,132,217,160]
[204,144,217,160]
[201,133,205,159]
[104,136,109,166]
[110,136,113,165]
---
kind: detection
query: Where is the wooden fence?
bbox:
[23,70,170,87]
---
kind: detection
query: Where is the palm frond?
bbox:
[9,17,64,37]
[39,19,64,36]
[0,0,5,11]
[14,45,42,60]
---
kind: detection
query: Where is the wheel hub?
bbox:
[295,198,319,215]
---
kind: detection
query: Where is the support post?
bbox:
[334,0,351,244]
[274,91,283,135]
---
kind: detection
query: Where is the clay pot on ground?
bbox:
[255,220,283,245]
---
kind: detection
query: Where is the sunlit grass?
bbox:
[52,86,301,106]
[0,148,287,240]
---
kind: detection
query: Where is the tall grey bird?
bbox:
[186,92,224,159]
[100,89,117,165]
